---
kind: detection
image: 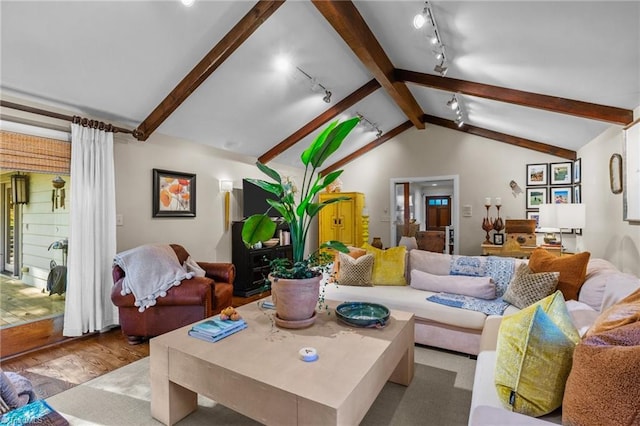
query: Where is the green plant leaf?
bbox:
[320,170,343,188]
[310,117,360,168]
[241,214,277,246]
[256,162,281,184]
[301,121,338,166]
[319,240,349,253]
[244,178,282,197]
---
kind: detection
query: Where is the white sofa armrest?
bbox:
[479,315,503,352]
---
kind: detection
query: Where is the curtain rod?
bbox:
[0,100,137,136]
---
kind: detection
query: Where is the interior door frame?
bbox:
[389,175,459,255]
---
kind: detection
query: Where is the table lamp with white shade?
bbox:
[538,204,586,255]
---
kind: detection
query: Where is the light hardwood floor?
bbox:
[0,294,263,398]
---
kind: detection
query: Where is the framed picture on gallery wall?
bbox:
[526,187,547,209]
[526,163,548,186]
[574,185,582,203]
[550,162,573,185]
[526,210,541,232]
[152,169,196,218]
[573,158,582,184]
[551,186,572,204]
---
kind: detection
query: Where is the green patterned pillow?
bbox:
[336,252,374,286]
[503,264,559,309]
[495,291,580,417]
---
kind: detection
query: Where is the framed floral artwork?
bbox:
[550,162,573,185]
[551,186,572,204]
[526,187,547,209]
[152,169,196,217]
[526,163,548,186]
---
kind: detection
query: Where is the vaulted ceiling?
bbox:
[1,1,638,170]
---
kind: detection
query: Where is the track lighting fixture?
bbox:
[447,94,465,128]
[295,66,332,103]
[274,55,332,103]
[413,1,450,77]
[447,95,459,110]
[356,112,383,138]
[181,0,194,7]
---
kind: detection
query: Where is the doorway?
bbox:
[390,175,459,254]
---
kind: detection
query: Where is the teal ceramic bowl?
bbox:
[335,302,390,328]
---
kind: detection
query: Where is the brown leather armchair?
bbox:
[111,244,235,344]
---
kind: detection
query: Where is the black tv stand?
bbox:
[231,221,292,297]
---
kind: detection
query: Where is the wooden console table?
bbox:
[481,243,563,258]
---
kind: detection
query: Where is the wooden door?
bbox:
[425,196,451,230]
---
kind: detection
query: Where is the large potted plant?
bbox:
[242,117,360,328]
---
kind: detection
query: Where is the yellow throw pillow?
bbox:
[362,243,407,286]
[528,248,590,301]
[495,291,580,417]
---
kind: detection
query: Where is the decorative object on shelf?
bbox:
[152,169,196,218]
[482,198,493,245]
[526,163,548,186]
[219,180,233,230]
[241,117,359,328]
[325,177,343,193]
[398,236,418,251]
[550,162,573,185]
[371,237,383,249]
[10,173,29,204]
[609,153,622,194]
[493,197,504,234]
[493,233,504,245]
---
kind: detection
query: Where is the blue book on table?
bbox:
[188,322,247,342]
[188,315,247,342]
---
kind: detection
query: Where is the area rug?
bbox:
[46,345,475,425]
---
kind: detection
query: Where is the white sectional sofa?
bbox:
[323,249,640,425]
[468,259,640,425]
[323,249,524,355]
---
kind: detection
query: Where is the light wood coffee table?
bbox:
[150,299,414,425]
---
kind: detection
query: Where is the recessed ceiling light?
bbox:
[181,0,195,7]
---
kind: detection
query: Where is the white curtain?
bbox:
[63,122,118,336]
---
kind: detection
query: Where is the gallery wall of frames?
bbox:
[525,159,582,235]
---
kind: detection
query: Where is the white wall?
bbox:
[578,106,640,275]
[338,125,566,255]
[113,132,304,262]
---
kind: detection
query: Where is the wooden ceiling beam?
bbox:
[321,120,413,175]
[397,69,633,125]
[133,0,285,141]
[258,79,381,164]
[423,114,576,160]
[312,1,425,130]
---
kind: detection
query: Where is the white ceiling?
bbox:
[1,1,638,168]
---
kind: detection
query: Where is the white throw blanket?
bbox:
[113,244,194,312]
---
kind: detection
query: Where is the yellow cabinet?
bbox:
[318,192,365,248]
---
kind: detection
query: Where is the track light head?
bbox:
[455,118,464,127]
[447,96,458,110]
[323,90,332,103]
[434,62,448,76]
[413,7,429,29]
[376,129,383,138]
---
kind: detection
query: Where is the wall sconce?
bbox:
[11,174,29,204]
[220,180,233,231]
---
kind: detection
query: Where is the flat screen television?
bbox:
[242,178,281,218]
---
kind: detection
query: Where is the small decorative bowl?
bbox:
[263,238,279,248]
[335,302,390,328]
